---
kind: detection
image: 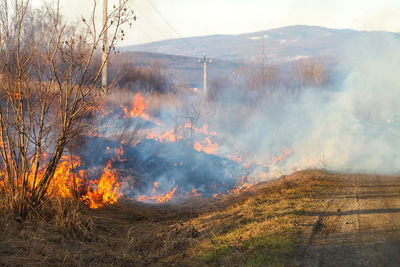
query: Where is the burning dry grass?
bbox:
[0,169,341,266]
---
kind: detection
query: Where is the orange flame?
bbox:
[227,176,255,194]
[193,137,218,154]
[123,92,149,119]
[158,187,177,203]
[48,156,85,199]
[183,123,217,136]
[152,181,159,194]
[271,146,293,165]
[229,154,243,163]
[0,155,121,209]
[187,187,202,197]
[82,160,121,209]
[146,128,178,143]
[137,186,177,203]
[115,145,126,162]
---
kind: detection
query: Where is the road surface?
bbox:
[302,174,400,266]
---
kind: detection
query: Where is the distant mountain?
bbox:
[122,25,400,63]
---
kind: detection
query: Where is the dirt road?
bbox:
[302,174,400,266]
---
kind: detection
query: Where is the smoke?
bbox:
[80,32,400,202]
[233,32,400,175]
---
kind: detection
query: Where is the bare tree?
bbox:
[296,58,327,89]
[0,0,134,217]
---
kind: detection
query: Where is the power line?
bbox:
[134,6,171,41]
[146,0,193,48]
[147,0,184,39]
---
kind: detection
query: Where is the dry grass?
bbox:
[0,169,342,266]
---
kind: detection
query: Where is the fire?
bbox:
[115,145,126,162]
[0,155,122,209]
[23,93,295,207]
[123,92,149,119]
[187,187,202,197]
[1,83,298,209]
[183,123,217,136]
[152,181,159,194]
[236,145,293,171]
[193,137,218,154]
[51,157,121,209]
[48,156,85,199]
[271,146,293,165]
[158,187,177,203]
[229,154,243,163]
[146,128,178,143]
[83,160,121,209]
[227,176,255,194]
[137,186,178,203]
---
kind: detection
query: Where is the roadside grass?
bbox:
[183,169,341,266]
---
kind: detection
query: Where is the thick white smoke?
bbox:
[250,33,400,175]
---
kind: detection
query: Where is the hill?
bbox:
[122,25,400,63]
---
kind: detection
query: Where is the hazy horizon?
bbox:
[30,0,400,46]
[123,24,400,47]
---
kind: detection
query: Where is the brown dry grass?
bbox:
[0,169,341,266]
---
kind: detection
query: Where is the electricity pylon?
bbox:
[198,54,212,94]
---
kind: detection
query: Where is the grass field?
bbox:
[0,169,342,266]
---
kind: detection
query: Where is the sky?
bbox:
[31,0,400,46]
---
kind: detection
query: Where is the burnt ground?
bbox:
[80,137,247,196]
[301,174,400,267]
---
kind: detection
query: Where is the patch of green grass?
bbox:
[199,233,295,266]
[200,244,231,265]
[247,232,295,251]
[199,231,296,266]
[244,233,295,266]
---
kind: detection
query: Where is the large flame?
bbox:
[33,156,120,208]
[0,154,122,209]
[123,92,149,119]
[49,156,85,199]
[82,160,121,209]
[50,157,121,209]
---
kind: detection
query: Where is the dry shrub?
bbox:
[52,198,95,241]
[0,189,11,213]
[0,195,96,241]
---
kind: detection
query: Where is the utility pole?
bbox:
[198,54,212,94]
[102,0,108,90]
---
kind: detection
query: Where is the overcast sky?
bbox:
[31,0,400,46]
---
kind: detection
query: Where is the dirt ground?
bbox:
[301,174,400,267]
